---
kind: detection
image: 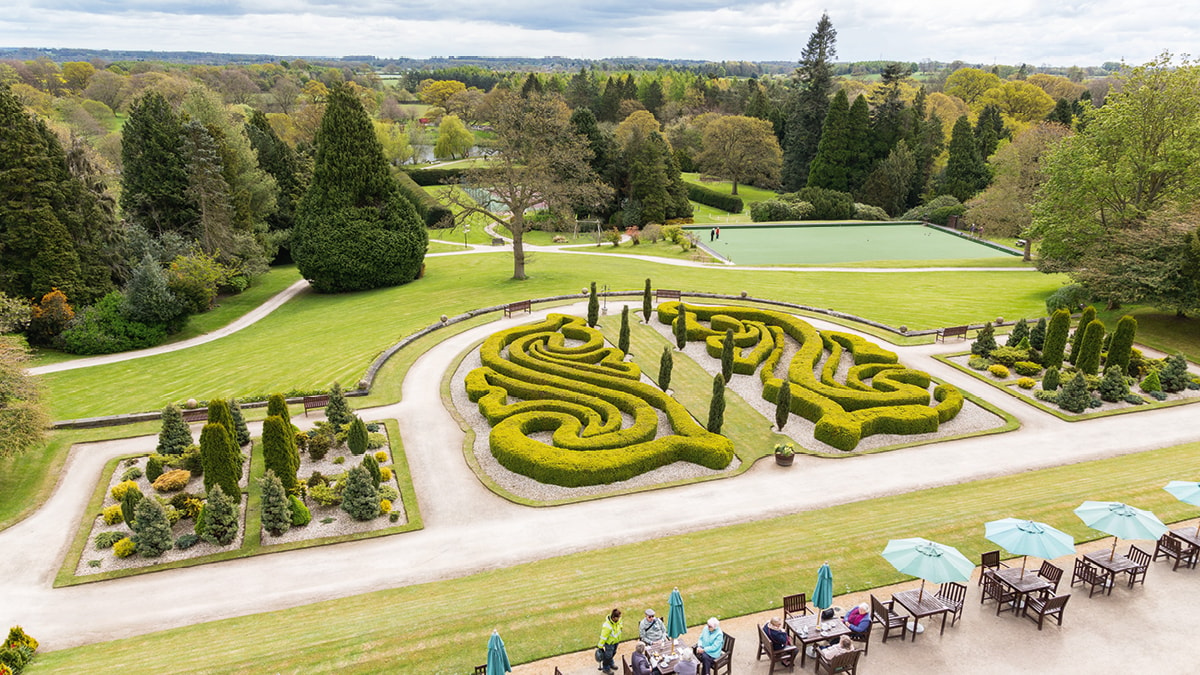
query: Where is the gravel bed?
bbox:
[451,343,740,502]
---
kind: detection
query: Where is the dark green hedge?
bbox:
[395,170,454,228]
[687,183,744,214]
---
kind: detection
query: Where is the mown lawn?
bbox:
[29,440,1200,674]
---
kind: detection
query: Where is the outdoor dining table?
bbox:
[785,613,850,668]
[645,638,689,675]
[1169,528,1200,550]
[891,588,953,640]
[1084,550,1139,592]
[993,566,1053,610]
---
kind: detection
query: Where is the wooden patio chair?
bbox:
[1069,557,1110,598]
[847,615,872,656]
[936,581,967,626]
[783,593,809,622]
[979,550,1008,585]
[474,666,486,675]
[621,654,633,675]
[756,624,797,674]
[711,633,735,675]
[1021,589,1070,630]
[870,594,908,643]
[554,668,563,675]
[1037,561,1064,593]
[980,570,1018,614]
[1125,545,1151,588]
[815,649,862,675]
[1154,534,1199,571]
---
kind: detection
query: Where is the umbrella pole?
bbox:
[918,579,925,603]
[1019,554,1027,579]
[1110,537,1117,561]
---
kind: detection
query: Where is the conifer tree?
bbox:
[347,415,369,455]
[206,398,237,446]
[587,282,599,327]
[229,398,251,447]
[1042,366,1060,391]
[1058,371,1092,413]
[659,346,673,391]
[1141,369,1162,393]
[673,306,688,349]
[1075,320,1105,375]
[974,104,1005,160]
[618,306,631,356]
[939,115,989,202]
[1029,317,1048,351]
[1106,315,1137,376]
[783,12,837,190]
[1006,319,1029,347]
[341,465,380,521]
[292,84,427,292]
[805,90,852,192]
[146,455,164,483]
[259,470,292,537]
[120,90,197,237]
[720,328,736,383]
[971,323,997,357]
[775,379,792,430]
[362,453,382,488]
[642,278,652,322]
[262,415,298,490]
[1042,308,1072,369]
[1098,366,1130,402]
[324,382,354,432]
[707,374,726,434]
[266,393,291,425]
[120,486,144,526]
[131,497,173,557]
[200,422,241,500]
[246,109,305,247]
[1160,354,1191,393]
[200,484,238,546]
[157,404,193,455]
[1069,306,1097,365]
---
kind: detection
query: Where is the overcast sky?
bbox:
[3,0,1194,66]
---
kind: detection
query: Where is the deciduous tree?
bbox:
[434,114,473,160]
[697,115,781,195]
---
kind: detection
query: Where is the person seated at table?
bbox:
[762,617,797,665]
[820,636,855,661]
[673,648,699,675]
[640,608,668,644]
[843,602,871,635]
[694,617,724,675]
[631,642,654,675]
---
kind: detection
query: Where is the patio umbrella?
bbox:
[985,518,1075,579]
[812,562,834,619]
[667,588,687,639]
[882,537,974,602]
[1164,481,1200,538]
[486,630,511,675]
[1074,501,1167,561]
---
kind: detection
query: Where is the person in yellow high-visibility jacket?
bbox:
[596,608,623,674]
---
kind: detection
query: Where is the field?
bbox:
[686,222,1021,266]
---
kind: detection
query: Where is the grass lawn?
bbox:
[689,201,751,224]
[1095,307,1200,362]
[563,239,715,263]
[426,241,472,254]
[29,440,1200,674]
[681,173,780,208]
[37,253,1069,421]
[423,186,500,245]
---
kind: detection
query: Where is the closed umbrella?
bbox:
[1074,500,1167,560]
[985,518,1075,578]
[812,562,834,619]
[486,630,510,675]
[882,537,975,602]
[1164,481,1200,538]
[667,588,687,639]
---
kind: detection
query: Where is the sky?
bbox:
[3,0,1196,67]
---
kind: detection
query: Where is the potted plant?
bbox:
[773,442,796,466]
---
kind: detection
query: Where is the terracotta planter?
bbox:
[774,453,794,466]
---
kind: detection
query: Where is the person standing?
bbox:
[710,228,715,241]
[715,227,720,240]
[694,617,724,675]
[597,608,623,674]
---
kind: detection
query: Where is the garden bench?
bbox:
[491,237,505,246]
[302,394,329,417]
[1015,238,1028,247]
[656,289,682,300]
[181,409,208,423]
[504,300,532,317]
[936,325,970,342]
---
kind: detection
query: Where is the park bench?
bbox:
[504,300,532,317]
[655,289,682,300]
[491,237,505,246]
[936,325,970,342]
[1015,238,1028,247]
[181,409,208,424]
[302,394,329,417]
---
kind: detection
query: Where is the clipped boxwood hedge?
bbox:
[395,170,454,228]
[687,183,744,213]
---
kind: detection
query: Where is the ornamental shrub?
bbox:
[346,416,369,455]
[156,404,193,455]
[145,455,164,483]
[1106,315,1137,376]
[266,393,291,425]
[259,470,291,537]
[1006,319,1029,347]
[200,484,238,546]
[587,282,599,327]
[380,466,393,482]
[659,346,673,390]
[673,309,687,349]
[1068,306,1097,365]
[707,374,726,434]
[101,504,123,525]
[362,453,382,487]
[199,423,241,500]
[110,480,139,502]
[307,425,334,461]
[379,484,399,503]
[967,355,989,370]
[175,533,200,550]
[151,469,190,492]
[1160,354,1190,393]
[794,187,855,220]
[131,497,173,557]
[988,364,1010,378]
[341,465,381,521]
[1029,317,1047,351]
[1075,320,1105,375]
[987,345,1029,366]
[901,194,964,224]
[121,466,143,481]
[262,415,299,490]
[120,486,143,525]
[374,450,388,463]
[308,484,341,506]
[94,531,124,549]
[1042,367,1061,391]
[775,380,792,430]
[618,306,631,355]
[1125,394,1147,405]
[380,499,393,514]
[1098,366,1130,402]
[367,433,386,450]
[1013,361,1042,376]
[853,203,889,221]
[6,626,38,652]
[1058,372,1092,413]
[720,328,735,383]
[642,279,652,322]
[750,199,812,222]
[1034,389,1059,403]
[58,291,168,355]
[112,537,136,558]
[687,183,743,213]
[288,495,311,526]
[324,382,354,432]
[1042,308,1071,369]
[1017,377,1036,389]
[971,323,997,357]
[229,398,251,447]
[206,398,237,444]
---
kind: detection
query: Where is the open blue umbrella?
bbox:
[882,537,975,602]
[486,630,510,675]
[667,588,687,639]
[1165,481,1200,538]
[985,518,1075,578]
[812,563,834,618]
[1074,501,1167,561]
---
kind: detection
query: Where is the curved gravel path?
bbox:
[3,300,1198,656]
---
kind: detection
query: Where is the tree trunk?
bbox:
[511,216,527,280]
[731,180,740,196]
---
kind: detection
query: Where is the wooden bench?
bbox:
[655,289,682,300]
[491,237,505,246]
[181,409,208,424]
[504,300,532,317]
[302,394,329,417]
[936,325,970,342]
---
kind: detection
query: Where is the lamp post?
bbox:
[463,223,470,250]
